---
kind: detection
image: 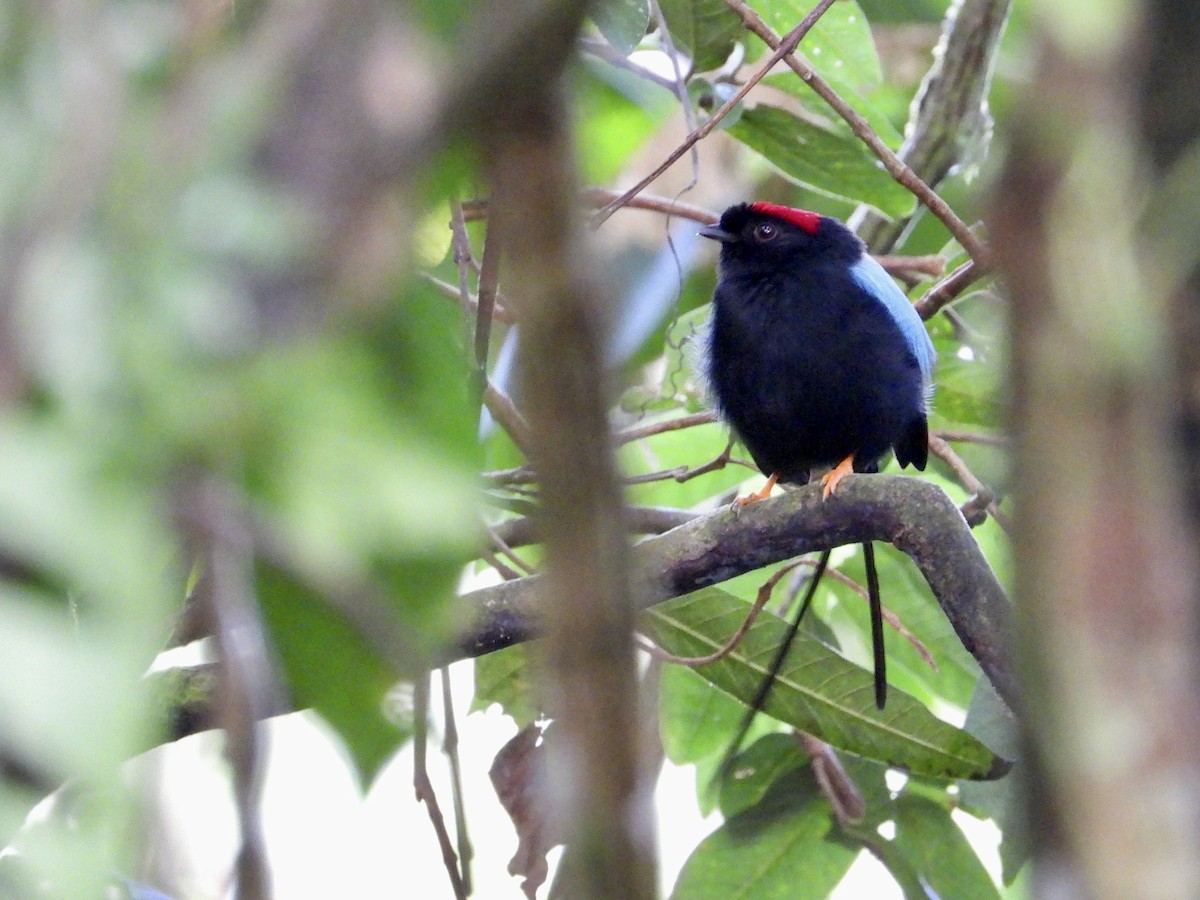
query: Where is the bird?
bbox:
[700,201,937,714]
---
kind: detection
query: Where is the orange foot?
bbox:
[733,472,779,509]
[820,455,855,499]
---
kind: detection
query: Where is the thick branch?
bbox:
[457,475,1016,711]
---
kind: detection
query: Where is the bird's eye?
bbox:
[753,222,778,242]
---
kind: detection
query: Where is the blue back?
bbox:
[848,255,937,388]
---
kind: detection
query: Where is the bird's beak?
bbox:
[699,224,737,243]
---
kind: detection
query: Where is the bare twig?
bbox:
[591,0,840,228]
[852,0,1011,253]
[449,199,479,344]
[721,0,991,267]
[420,272,515,324]
[797,732,866,826]
[486,524,537,576]
[875,254,945,280]
[641,559,804,665]
[178,479,282,900]
[617,411,717,444]
[934,428,1008,448]
[914,259,985,320]
[413,676,467,900]
[648,0,701,193]
[440,668,473,895]
[490,506,697,550]
[579,189,718,224]
[927,434,1010,533]
[475,221,504,378]
[482,380,533,457]
[579,37,678,92]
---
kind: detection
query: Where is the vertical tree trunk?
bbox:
[991,6,1200,896]
[480,2,657,897]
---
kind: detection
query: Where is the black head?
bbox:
[699,202,862,277]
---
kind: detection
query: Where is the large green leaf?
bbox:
[763,71,904,151]
[258,566,411,786]
[592,0,651,56]
[643,588,1008,779]
[929,351,1005,428]
[660,662,749,764]
[671,770,857,900]
[892,795,1002,899]
[753,0,903,148]
[658,0,743,72]
[757,0,883,87]
[727,105,915,217]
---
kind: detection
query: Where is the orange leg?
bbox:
[733,472,779,509]
[820,454,855,499]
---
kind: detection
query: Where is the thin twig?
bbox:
[797,732,865,826]
[642,559,805,665]
[875,254,945,279]
[591,0,840,228]
[649,0,701,194]
[482,380,533,457]
[482,546,526,581]
[617,411,717,444]
[440,668,473,895]
[928,433,1010,534]
[419,272,515,324]
[579,36,678,92]
[482,464,538,486]
[449,199,478,351]
[487,524,537,576]
[413,676,467,900]
[182,480,278,900]
[721,0,991,268]
[475,221,504,378]
[489,505,698,550]
[914,259,985,320]
[579,189,718,224]
[934,428,1009,448]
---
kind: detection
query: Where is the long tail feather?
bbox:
[862,541,887,709]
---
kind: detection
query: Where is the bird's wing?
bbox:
[848,254,937,384]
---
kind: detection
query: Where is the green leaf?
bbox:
[893,794,1002,899]
[643,589,1008,780]
[958,681,1028,885]
[727,105,915,217]
[473,644,539,727]
[763,71,903,151]
[658,0,743,72]
[717,732,808,818]
[592,0,651,56]
[671,771,856,899]
[929,351,1005,428]
[660,663,749,764]
[258,566,410,786]
[759,0,883,88]
[753,1,902,148]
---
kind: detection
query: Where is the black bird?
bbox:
[700,201,936,711]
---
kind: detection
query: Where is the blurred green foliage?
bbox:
[0,0,1016,896]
